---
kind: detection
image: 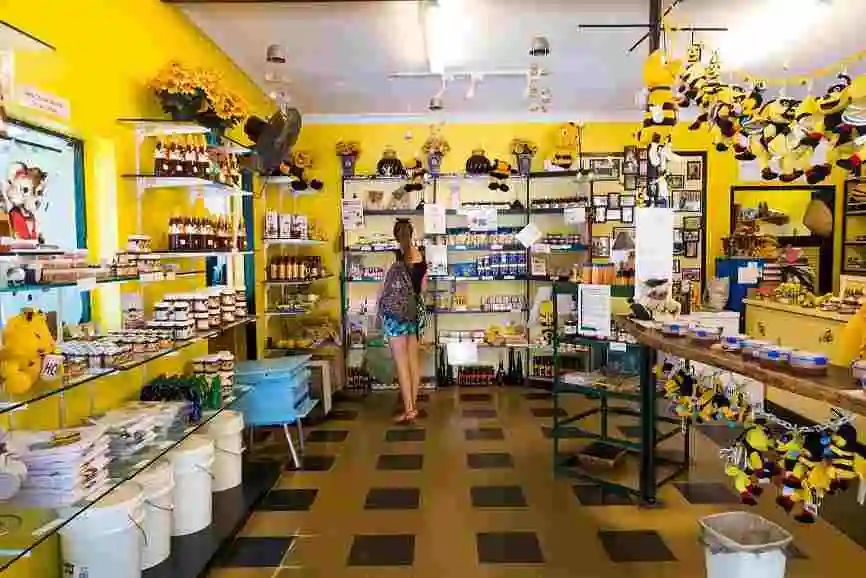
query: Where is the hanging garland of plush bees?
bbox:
[666,40,866,184]
[656,357,866,524]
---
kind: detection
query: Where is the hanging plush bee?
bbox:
[488,159,512,192]
[688,52,722,131]
[779,96,823,182]
[708,85,746,152]
[827,421,861,492]
[806,74,854,183]
[465,148,492,175]
[637,50,682,146]
[727,422,775,505]
[675,42,705,108]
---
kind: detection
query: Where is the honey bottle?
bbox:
[153,140,167,176]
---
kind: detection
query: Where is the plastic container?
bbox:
[756,345,793,369]
[853,359,866,388]
[689,325,721,345]
[660,322,688,337]
[134,460,174,570]
[721,334,747,353]
[789,350,829,376]
[169,435,214,536]
[741,339,769,359]
[699,511,792,578]
[203,410,245,491]
[59,482,145,578]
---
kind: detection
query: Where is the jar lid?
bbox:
[722,335,743,344]
[791,350,829,365]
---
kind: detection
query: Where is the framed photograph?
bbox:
[673,259,680,274]
[638,148,648,160]
[685,241,699,258]
[611,227,636,252]
[682,190,701,212]
[608,192,621,209]
[668,174,685,189]
[620,195,636,208]
[621,206,634,223]
[670,189,683,210]
[589,157,621,180]
[592,235,611,258]
[592,195,608,207]
[683,215,702,230]
[682,267,702,282]
[607,208,622,221]
[593,206,607,224]
[622,146,639,175]
[673,227,684,256]
[686,160,702,181]
[623,174,638,191]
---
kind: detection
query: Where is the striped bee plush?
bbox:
[637,50,682,147]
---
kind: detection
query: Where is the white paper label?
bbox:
[425,243,448,277]
[446,342,478,366]
[578,284,611,338]
[467,207,498,232]
[609,341,627,352]
[424,203,446,235]
[635,207,674,300]
[341,198,364,230]
[737,264,760,284]
[516,223,542,248]
[16,85,70,119]
[564,207,586,224]
[531,243,550,254]
[76,277,97,292]
[40,354,63,381]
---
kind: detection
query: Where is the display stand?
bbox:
[550,282,689,504]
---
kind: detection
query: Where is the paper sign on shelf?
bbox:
[40,354,63,381]
[634,207,674,300]
[341,198,364,231]
[424,203,446,235]
[425,242,448,277]
[737,263,760,284]
[531,243,550,254]
[446,342,478,366]
[564,207,586,225]
[467,207,498,232]
[609,341,628,352]
[516,222,542,248]
[578,284,611,338]
[16,85,70,120]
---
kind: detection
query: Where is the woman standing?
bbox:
[377,219,427,423]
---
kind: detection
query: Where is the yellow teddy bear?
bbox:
[0,308,57,394]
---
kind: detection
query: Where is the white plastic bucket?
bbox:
[134,459,174,569]
[700,511,792,578]
[203,410,245,492]
[169,434,215,536]
[60,482,145,578]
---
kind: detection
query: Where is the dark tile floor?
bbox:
[212,387,866,578]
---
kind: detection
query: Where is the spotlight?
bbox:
[428,96,444,111]
[266,44,286,64]
[529,36,550,57]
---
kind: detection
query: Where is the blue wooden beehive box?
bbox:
[233,355,312,426]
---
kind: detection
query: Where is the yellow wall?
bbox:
[2,2,270,576]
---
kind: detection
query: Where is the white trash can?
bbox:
[699,511,793,578]
[169,434,214,536]
[203,410,245,492]
[134,459,174,569]
[60,482,145,578]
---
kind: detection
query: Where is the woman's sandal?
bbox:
[393,409,418,424]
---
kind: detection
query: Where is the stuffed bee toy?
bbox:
[778,431,833,523]
[675,42,705,108]
[826,421,862,492]
[709,85,746,152]
[376,147,405,178]
[279,151,323,192]
[728,422,775,504]
[552,123,578,169]
[779,96,824,183]
[744,98,799,181]
[403,157,426,193]
[488,160,511,192]
[637,50,682,147]
[806,74,854,183]
[538,300,554,346]
[834,76,866,177]
[465,148,492,175]
[689,52,723,131]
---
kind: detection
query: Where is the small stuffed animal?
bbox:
[376,147,405,177]
[708,85,746,152]
[552,123,578,168]
[488,160,511,192]
[637,50,682,146]
[0,308,56,394]
[675,42,705,108]
[779,96,824,182]
[805,74,855,183]
[403,158,426,193]
[465,148,492,175]
[688,52,722,132]
[278,151,323,192]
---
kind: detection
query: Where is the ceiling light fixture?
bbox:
[529,36,550,57]
[265,44,286,64]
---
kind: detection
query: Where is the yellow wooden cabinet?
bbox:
[744,299,847,364]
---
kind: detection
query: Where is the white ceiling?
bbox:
[181,0,866,121]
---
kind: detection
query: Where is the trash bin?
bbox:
[699,511,793,578]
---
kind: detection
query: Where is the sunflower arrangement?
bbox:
[335,140,361,157]
[510,138,538,156]
[422,132,451,156]
[197,69,247,131]
[150,62,247,130]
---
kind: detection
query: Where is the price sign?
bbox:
[40,354,63,381]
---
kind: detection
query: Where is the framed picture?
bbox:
[621,206,634,223]
[673,259,680,274]
[623,174,638,191]
[592,235,610,258]
[686,160,702,181]
[685,241,699,258]
[608,192,621,209]
[593,206,607,223]
[611,227,636,252]
[683,215,702,230]
[589,157,621,180]
[620,195,636,208]
[673,227,684,256]
[682,267,702,282]
[670,189,683,210]
[638,148,648,160]
[682,190,701,212]
[622,146,639,175]
[638,160,648,176]
[592,195,608,207]
[607,208,622,221]
[668,174,685,189]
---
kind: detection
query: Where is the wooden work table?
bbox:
[615,316,866,417]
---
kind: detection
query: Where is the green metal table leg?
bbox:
[638,344,657,504]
